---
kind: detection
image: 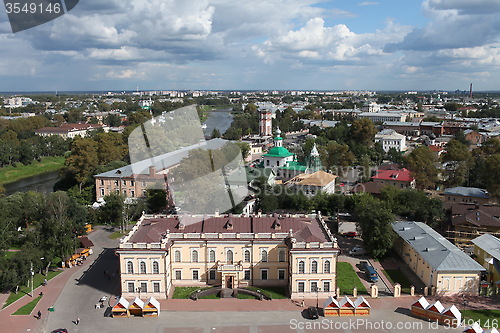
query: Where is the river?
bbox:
[202,108,234,138]
[4,169,61,196]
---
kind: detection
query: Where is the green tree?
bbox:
[64,137,99,191]
[211,128,221,138]
[146,189,168,214]
[319,142,356,174]
[99,192,125,228]
[404,146,438,189]
[441,139,472,187]
[350,118,377,146]
[353,194,395,258]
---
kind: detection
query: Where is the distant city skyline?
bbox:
[1,0,500,92]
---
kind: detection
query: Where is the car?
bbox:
[51,329,68,333]
[362,262,379,283]
[307,306,319,319]
[349,246,367,256]
[342,231,358,237]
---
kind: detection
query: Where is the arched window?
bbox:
[226,250,233,264]
[127,261,133,274]
[298,261,305,274]
[278,249,286,262]
[311,261,318,274]
[209,250,216,262]
[192,250,198,263]
[152,261,159,274]
[244,250,251,262]
[174,250,181,262]
[261,250,268,262]
[324,260,330,274]
[140,261,146,274]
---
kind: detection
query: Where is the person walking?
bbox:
[75,317,80,325]
[37,310,41,320]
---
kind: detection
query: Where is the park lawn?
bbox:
[12,295,42,315]
[244,286,288,299]
[0,156,65,185]
[3,271,62,309]
[337,262,367,295]
[172,287,212,299]
[381,269,413,293]
[462,309,500,328]
[109,231,127,239]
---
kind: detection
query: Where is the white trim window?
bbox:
[311,260,318,274]
[260,249,268,262]
[174,250,181,262]
[192,270,199,280]
[153,282,160,293]
[298,281,305,293]
[152,261,159,274]
[244,249,251,262]
[278,249,286,262]
[127,261,134,274]
[260,269,268,280]
[324,260,330,274]
[140,261,147,274]
[209,249,216,262]
[127,282,135,293]
[191,249,199,263]
[298,260,305,274]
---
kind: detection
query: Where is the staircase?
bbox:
[220,288,234,298]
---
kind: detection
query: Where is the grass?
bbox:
[461,310,500,328]
[3,251,18,259]
[244,286,288,299]
[0,156,65,186]
[3,271,62,309]
[172,287,210,299]
[381,269,413,294]
[12,295,42,315]
[109,231,127,239]
[337,262,368,295]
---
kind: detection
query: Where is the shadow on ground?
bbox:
[75,248,120,296]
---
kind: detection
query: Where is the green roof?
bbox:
[263,146,294,158]
[280,160,307,171]
[274,137,283,140]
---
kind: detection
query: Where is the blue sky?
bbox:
[1,0,500,92]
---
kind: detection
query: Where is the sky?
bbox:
[1,0,500,92]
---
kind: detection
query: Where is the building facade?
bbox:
[116,213,339,300]
[392,221,485,296]
[471,234,500,287]
[374,129,407,152]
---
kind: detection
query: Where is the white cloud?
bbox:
[358,2,379,6]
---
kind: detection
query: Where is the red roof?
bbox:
[428,145,443,152]
[372,168,414,182]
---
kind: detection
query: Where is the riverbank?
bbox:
[198,104,233,123]
[0,156,65,186]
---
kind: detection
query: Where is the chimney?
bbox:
[149,166,156,177]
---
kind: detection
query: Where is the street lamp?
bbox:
[315,286,321,309]
[137,287,142,299]
[30,257,44,297]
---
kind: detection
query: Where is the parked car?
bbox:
[342,231,358,237]
[51,329,68,333]
[307,306,319,319]
[362,262,379,283]
[349,246,367,256]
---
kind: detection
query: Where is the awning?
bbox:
[79,236,94,248]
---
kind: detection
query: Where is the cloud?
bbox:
[425,0,500,14]
[358,2,379,6]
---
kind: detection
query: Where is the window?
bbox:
[114,180,119,186]
[100,179,104,185]
[278,249,286,262]
[130,180,135,186]
[174,250,181,262]
[261,269,268,280]
[324,260,330,274]
[323,281,330,292]
[244,270,251,280]
[153,282,160,293]
[128,282,135,293]
[131,190,135,197]
[311,281,318,292]
[100,188,105,196]
[175,270,182,280]
[192,270,199,280]
[191,250,198,263]
[298,261,305,274]
[266,160,270,166]
[123,180,127,186]
[311,261,318,273]
[209,270,216,280]
[140,282,147,292]
[276,161,280,166]
[226,249,233,264]
[244,250,251,262]
[278,269,285,280]
[140,261,146,274]
[142,181,146,187]
[127,261,134,274]
[152,261,159,274]
[261,249,268,262]
[298,282,305,292]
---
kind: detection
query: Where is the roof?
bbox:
[442,305,461,322]
[375,129,406,139]
[262,146,294,158]
[353,296,370,308]
[352,181,386,194]
[338,296,355,308]
[323,296,339,308]
[471,234,500,261]
[464,322,483,333]
[372,168,414,182]
[392,221,486,272]
[427,300,444,313]
[452,209,500,228]
[95,138,229,179]
[129,297,144,309]
[144,297,160,310]
[112,297,129,309]
[36,123,102,133]
[378,163,401,171]
[128,214,330,243]
[79,236,94,248]
[444,187,490,199]
[411,296,430,309]
[280,160,307,171]
[286,170,337,187]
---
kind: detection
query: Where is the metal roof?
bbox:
[392,221,486,272]
[444,187,491,199]
[471,234,500,261]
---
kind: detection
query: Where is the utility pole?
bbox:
[30,262,34,297]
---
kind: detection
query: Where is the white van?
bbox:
[349,246,367,256]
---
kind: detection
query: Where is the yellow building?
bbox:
[471,234,500,287]
[116,212,339,300]
[392,221,485,296]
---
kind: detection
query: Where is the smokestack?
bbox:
[469,83,473,99]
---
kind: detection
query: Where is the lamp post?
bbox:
[137,287,142,299]
[315,286,321,309]
[30,262,34,297]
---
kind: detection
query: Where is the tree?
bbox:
[64,137,99,191]
[353,194,395,258]
[99,192,125,228]
[404,146,438,189]
[350,118,377,146]
[319,142,356,175]
[104,114,122,127]
[94,132,128,165]
[211,128,221,139]
[441,139,472,187]
[146,189,168,214]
